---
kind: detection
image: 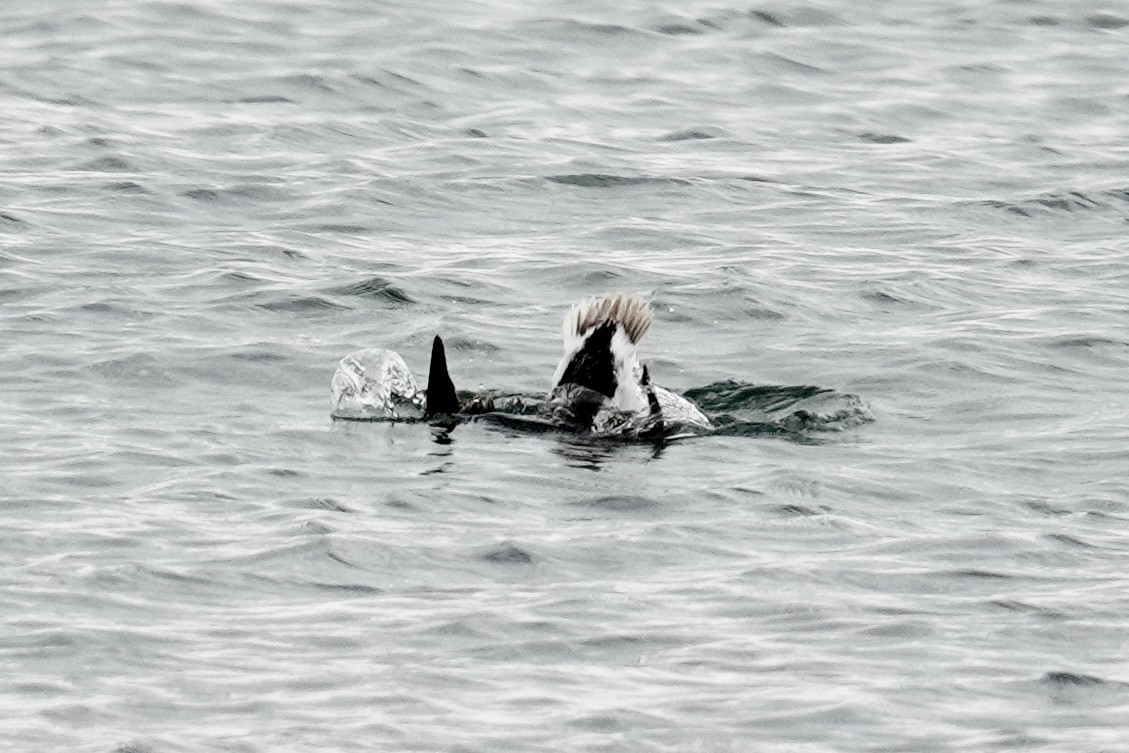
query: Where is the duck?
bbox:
[424,293,710,436]
[545,293,711,435]
[332,293,711,436]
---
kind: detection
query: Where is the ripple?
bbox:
[571,494,658,512]
[547,174,690,188]
[4,2,1129,749]
[857,132,912,144]
[1087,14,1129,30]
[327,276,414,304]
[480,542,534,564]
[75,155,134,172]
[979,188,1129,217]
[1042,671,1108,688]
[255,294,350,312]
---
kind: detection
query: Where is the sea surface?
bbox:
[3,1,1129,751]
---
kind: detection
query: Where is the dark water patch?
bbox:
[743,305,786,320]
[183,187,221,201]
[942,569,1012,580]
[660,127,726,141]
[75,155,134,172]
[1088,14,1129,29]
[0,211,26,225]
[325,548,359,569]
[547,174,690,188]
[687,382,826,413]
[299,223,372,234]
[859,620,933,639]
[529,18,644,39]
[290,497,353,513]
[309,582,383,595]
[234,95,295,104]
[1043,533,1098,549]
[226,183,290,202]
[182,184,290,204]
[989,599,1066,618]
[982,188,1129,218]
[219,270,265,285]
[1021,498,1073,516]
[228,346,290,362]
[1042,671,1108,688]
[278,73,338,93]
[328,276,414,304]
[102,180,148,194]
[1035,192,1104,212]
[683,381,873,439]
[1039,671,1129,706]
[444,336,501,354]
[113,741,156,753]
[858,132,911,144]
[771,503,825,517]
[750,10,785,27]
[1028,15,1061,26]
[654,21,706,36]
[267,467,303,478]
[1046,335,1124,349]
[481,542,533,564]
[859,285,909,306]
[256,294,350,313]
[761,52,829,74]
[572,494,658,512]
[980,199,1033,218]
[89,352,175,386]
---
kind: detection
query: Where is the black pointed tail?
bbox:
[425,335,459,417]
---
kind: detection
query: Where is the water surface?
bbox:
[3,1,1128,750]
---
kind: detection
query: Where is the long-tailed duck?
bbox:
[332,293,711,436]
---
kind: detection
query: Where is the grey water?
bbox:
[3,1,1128,750]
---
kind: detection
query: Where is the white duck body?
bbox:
[549,294,711,435]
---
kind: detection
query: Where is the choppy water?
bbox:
[3,1,1129,750]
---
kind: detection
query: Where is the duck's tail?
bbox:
[424,335,459,417]
[560,293,653,355]
[551,294,653,417]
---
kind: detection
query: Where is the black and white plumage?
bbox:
[330,292,712,435]
[549,294,710,435]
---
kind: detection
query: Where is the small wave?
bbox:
[683,380,874,439]
[327,276,414,304]
[233,95,294,104]
[653,21,708,36]
[659,127,726,141]
[857,132,912,144]
[480,542,534,564]
[750,10,784,27]
[978,188,1129,217]
[1088,13,1129,29]
[256,294,349,313]
[1042,671,1108,687]
[571,494,658,512]
[1038,670,1129,704]
[75,155,134,172]
[182,183,290,204]
[102,180,148,193]
[547,174,690,188]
